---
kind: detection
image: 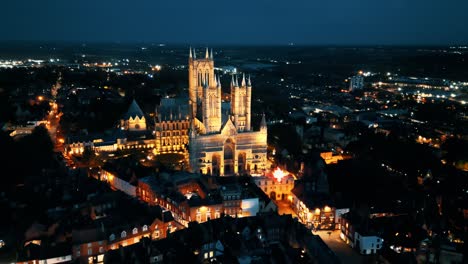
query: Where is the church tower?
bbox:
[188,47,267,176]
[230,74,252,132]
[188,47,221,133]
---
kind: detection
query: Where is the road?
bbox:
[315,230,367,264]
[275,199,297,217]
[46,101,64,152]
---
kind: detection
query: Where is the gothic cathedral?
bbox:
[188,48,268,176]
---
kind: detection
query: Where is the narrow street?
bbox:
[275,199,297,217]
[315,230,366,264]
[275,199,368,264]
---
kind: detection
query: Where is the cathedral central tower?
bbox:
[188,48,221,133]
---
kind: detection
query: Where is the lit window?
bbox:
[121,231,127,238]
[132,227,138,234]
[142,225,148,231]
[154,230,160,238]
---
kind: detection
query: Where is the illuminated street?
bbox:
[315,230,365,264]
[275,199,297,217]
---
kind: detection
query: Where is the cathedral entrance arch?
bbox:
[224,138,235,175]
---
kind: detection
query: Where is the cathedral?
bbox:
[66,48,268,176]
[187,48,268,176]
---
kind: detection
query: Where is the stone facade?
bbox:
[188,48,268,176]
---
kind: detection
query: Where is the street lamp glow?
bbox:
[272,167,287,182]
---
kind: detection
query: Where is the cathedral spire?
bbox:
[193,48,196,59]
[247,74,252,86]
[260,113,267,131]
[213,74,218,87]
[189,46,192,59]
[217,75,221,87]
[205,47,209,59]
[235,74,239,87]
[241,73,246,86]
[210,48,213,60]
[231,75,235,87]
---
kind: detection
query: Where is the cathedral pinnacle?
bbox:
[260,113,267,131]
[241,73,246,86]
[189,46,192,58]
[210,48,213,59]
[247,74,252,86]
[205,47,209,59]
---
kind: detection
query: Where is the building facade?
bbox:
[349,75,364,92]
[153,97,190,156]
[252,168,295,201]
[188,48,268,176]
[340,213,383,255]
[120,99,147,131]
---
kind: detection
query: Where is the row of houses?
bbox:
[95,158,279,228]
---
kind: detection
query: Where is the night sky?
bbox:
[1,0,467,45]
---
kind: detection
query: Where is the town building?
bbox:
[103,214,341,264]
[349,74,364,92]
[289,153,336,230]
[71,193,179,264]
[134,172,262,226]
[252,167,295,200]
[340,212,384,255]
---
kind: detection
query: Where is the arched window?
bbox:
[224,144,233,160]
[109,234,115,241]
[142,225,148,232]
[121,231,127,238]
[132,228,138,235]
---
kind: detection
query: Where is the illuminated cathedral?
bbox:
[188,48,268,175]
